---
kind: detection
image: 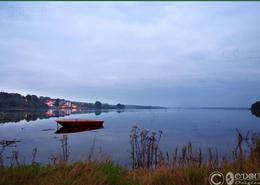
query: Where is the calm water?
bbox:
[0,108,259,167]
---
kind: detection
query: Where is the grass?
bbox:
[0,161,133,185]
[129,160,260,185]
[0,127,260,185]
[1,158,260,185]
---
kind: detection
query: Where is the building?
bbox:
[59,100,71,109]
[71,104,78,109]
[45,99,55,107]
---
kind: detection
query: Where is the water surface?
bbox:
[0,108,259,167]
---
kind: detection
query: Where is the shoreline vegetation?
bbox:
[0,91,166,124]
[251,101,260,117]
[0,126,260,185]
[0,92,165,111]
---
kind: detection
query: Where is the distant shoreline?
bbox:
[168,107,250,110]
[0,92,166,111]
[0,106,251,111]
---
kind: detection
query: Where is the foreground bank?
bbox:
[1,132,260,185]
[1,157,260,185]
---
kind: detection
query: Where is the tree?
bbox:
[55,98,60,107]
[251,101,260,117]
[116,103,125,109]
[94,101,102,109]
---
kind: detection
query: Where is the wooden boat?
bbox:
[56,119,104,127]
[55,125,104,134]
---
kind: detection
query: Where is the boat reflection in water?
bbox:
[55,125,104,134]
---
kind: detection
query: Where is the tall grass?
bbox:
[130,125,163,169]
[0,126,260,185]
[128,126,260,185]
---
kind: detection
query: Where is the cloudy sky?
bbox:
[0,2,260,107]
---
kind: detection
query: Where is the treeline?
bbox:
[251,101,260,117]
[73,101,125,110]
[0,92,126,110]
[0,92,48,110]
[74,102,164,110]
[125,105,164,109]
[0,92,164,110]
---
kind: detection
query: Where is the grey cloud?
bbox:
[0,2,260,106]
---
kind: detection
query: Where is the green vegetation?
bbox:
[0,92,127,111]
[0,91,165,111]
[116,103,125,109]
[1,127,260,185]
[0,162,131,185]
[251,101,260,117]
[94,101,102,109]
[0,154,260,185]
[0,92,48,110]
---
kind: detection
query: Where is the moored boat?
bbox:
[55,125,104,134]
[56,119,104,127]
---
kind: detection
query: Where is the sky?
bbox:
[0,2,260,107]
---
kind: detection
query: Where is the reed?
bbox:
[130,125,163,169]
[0,127,260,185]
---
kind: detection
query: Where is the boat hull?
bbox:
[55,125,104,134]
[56,119,104,127]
